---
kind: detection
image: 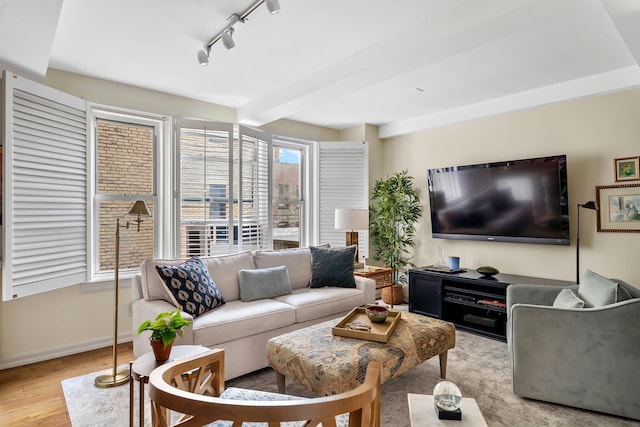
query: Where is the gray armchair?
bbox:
[506,280,640,420]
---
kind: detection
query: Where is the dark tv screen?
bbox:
[428,155,569,245]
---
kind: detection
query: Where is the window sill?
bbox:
[81,271,138,293]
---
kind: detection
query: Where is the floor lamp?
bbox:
[576,201,598,284]
[335,208,369,265]
[95,200,151,388]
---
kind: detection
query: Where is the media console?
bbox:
[408,268,573,342]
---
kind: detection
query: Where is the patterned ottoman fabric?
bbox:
[267,311,455,396]
[202,387,349,427]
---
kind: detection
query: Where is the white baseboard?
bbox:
[0,332,133,370]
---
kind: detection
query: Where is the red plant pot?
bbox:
[150,339,172,362]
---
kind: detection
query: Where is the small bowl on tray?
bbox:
[366,305,389,323]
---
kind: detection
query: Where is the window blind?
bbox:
[2,72,88,300]
[315,141,369,260]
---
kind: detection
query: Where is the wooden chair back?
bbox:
[148,348,381,427]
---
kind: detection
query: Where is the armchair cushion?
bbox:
[552,288,584,308]
[578,269,618,307]
[156,257,225,318]
[215,388,349,427]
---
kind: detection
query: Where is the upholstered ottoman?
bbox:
[267,311,455,396]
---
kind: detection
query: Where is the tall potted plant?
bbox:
[370,170,422,304]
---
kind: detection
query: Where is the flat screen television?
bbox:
[427,154,569,245]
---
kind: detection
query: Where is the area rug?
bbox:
[62,365,149,426]
[62,331,640,427]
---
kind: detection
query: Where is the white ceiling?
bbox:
[2,0,640,138]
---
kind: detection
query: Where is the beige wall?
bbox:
[383,89,640,284]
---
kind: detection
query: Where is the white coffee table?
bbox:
[408,393,488,427]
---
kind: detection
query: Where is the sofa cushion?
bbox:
[253,248,312,290]
[142,258,186,303]
[202,251,256,302]
[155,257,225,318]
[238,266,292,302]
[309,246,356,289]
[578,270,618,308]
[274,287,365,323]
[553,288,584,309]
[192,299,295,345]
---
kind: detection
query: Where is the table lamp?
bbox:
[334,208,368,264]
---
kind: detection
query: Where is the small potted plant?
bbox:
[137,309,191,361]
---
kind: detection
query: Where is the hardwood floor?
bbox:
[0,343,135,427]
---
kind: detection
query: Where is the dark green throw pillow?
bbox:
[309,246,356,289]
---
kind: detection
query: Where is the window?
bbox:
[177,120,272,257]
[91,110,161,279]
[209,184,227,218]
[1,73,368,300]
[272,139,307,249]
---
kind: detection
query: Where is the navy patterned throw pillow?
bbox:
[155,257,225,318]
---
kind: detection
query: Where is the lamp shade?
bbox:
[335,209,368,230]
[579,201,598,210]
[128,200,151,217]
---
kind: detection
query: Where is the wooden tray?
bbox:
[332,307,401,343]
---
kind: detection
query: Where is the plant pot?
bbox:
[150,339,173,362]
[382,284,404,305]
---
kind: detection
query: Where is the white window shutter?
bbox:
[2,72,88,300]
[239,125,272,252]
[315,141,369,260]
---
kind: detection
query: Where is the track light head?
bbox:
[197,47,210,66]
[222,28,235,49]
[266,0,281,15]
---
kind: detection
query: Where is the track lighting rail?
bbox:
[198,0,280,65]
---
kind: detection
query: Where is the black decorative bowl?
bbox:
[477,266,499,276]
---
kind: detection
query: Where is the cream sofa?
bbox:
[132,247,376,379]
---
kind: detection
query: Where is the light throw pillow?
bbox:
[309,246,357,289]
[553,288,585,309]
[237,266,292,302]
[155,257,225,318]
[578,269,618,308]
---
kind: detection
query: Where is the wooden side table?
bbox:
[354,266,395,307]
[129,344,208,427]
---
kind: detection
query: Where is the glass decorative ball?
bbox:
[433,380,462,411]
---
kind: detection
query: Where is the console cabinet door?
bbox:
[409,272,442,318]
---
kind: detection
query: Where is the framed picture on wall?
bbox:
[596,183,640,232]
[614,156,639,182]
